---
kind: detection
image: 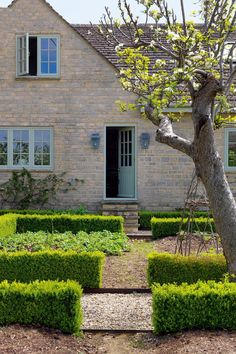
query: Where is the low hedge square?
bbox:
[148,252,227,285]
[152,281,236,334]
[0,280,83,334]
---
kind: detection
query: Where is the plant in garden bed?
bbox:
[0,168,82,209]
[0,230,130,255]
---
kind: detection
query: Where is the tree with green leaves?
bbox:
[99,0,236,276]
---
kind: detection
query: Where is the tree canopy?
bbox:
[99,0,236,129]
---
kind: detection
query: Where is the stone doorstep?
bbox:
[101,204,139,211]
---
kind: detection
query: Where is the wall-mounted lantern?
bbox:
[140,132,150,149]
[90,133,100,149]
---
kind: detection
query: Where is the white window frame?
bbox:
[0,128,53,170]
[224,127,236,171]
[16,34,60,78]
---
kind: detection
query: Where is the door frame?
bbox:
[104,124,137,200]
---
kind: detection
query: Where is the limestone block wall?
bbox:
[0,0,234,212]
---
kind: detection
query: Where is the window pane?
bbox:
[13,143,20,153]
[13,130,21,141]
[43,143,50,153]
[0,130,7,141]
[13,130,29,165]
[49,38,57,50]
[40,37,58,75]
[228,131,236,167]
[34,154,42,166]
[49,63,57,74]
[34,143,43,154]
[21,130,29,142]
[43,130,50,141]
[13,154,20,165]
[0,143,7,154]
[43,154,50,166]
[49,50,57,61]
[0,154,7,166]
[21,143,29,154]
[41,38,48,50]
[34,130,43,141]
[34,129,51,166]
[41,63,49,74]
[41,51,49,62]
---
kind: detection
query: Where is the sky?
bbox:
[0,0,199,24]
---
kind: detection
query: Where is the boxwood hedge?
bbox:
[0,250,105,288]
[0,280,82,334]
[139,210,209,229]
[151,217,215,238]
[16,214,124,233]
[148,252,227,286]
[152,281,236,334]
[0,214,17,237]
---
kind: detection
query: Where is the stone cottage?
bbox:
[0,0,235,229]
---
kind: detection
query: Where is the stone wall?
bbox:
[0,0,232,212]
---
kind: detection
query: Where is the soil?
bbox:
[1,237,235,353]
[0,325,235,353]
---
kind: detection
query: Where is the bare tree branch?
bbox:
[180,0,187,36]
[156,115,193,157]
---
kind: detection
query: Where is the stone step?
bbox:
[101,201,140,232]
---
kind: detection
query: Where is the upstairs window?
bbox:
[16,34,60,77]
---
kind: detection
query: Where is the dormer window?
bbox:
[16,34,60,77]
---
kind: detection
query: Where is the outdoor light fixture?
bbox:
[90,133,100,149]
[140,132,150,149]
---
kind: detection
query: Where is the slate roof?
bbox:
[74,24,236,107]
[73,24,175,73]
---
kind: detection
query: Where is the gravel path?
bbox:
[81,293,153,330]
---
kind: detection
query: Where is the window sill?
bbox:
[0,168,54,172]
[15,76,60,80]
[225,169,236,173]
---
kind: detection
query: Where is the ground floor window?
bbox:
[0,128,53,170]
[225,128,236,170]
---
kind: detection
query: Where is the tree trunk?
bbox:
[192,76,236,276]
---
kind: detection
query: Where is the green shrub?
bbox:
[0,207,88,216]
[0,214,17,237]
[0,250,105,288]
[16,214,124,233]
[151,217,215,238]
[0,230,130,255]
[148,252,227,286]
[139,210,209,229]
[0,280,82,334]
[152,281,236,334]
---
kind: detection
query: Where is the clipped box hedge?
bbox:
[0,208,87,216]
[15,214,124,233]
[152,281,236,334]
[148,252,227,286]
[151,217,215,238]
[139,210,209,229]
[0,250,105,288]
[0,214,17,237]
[0,280,82,334]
